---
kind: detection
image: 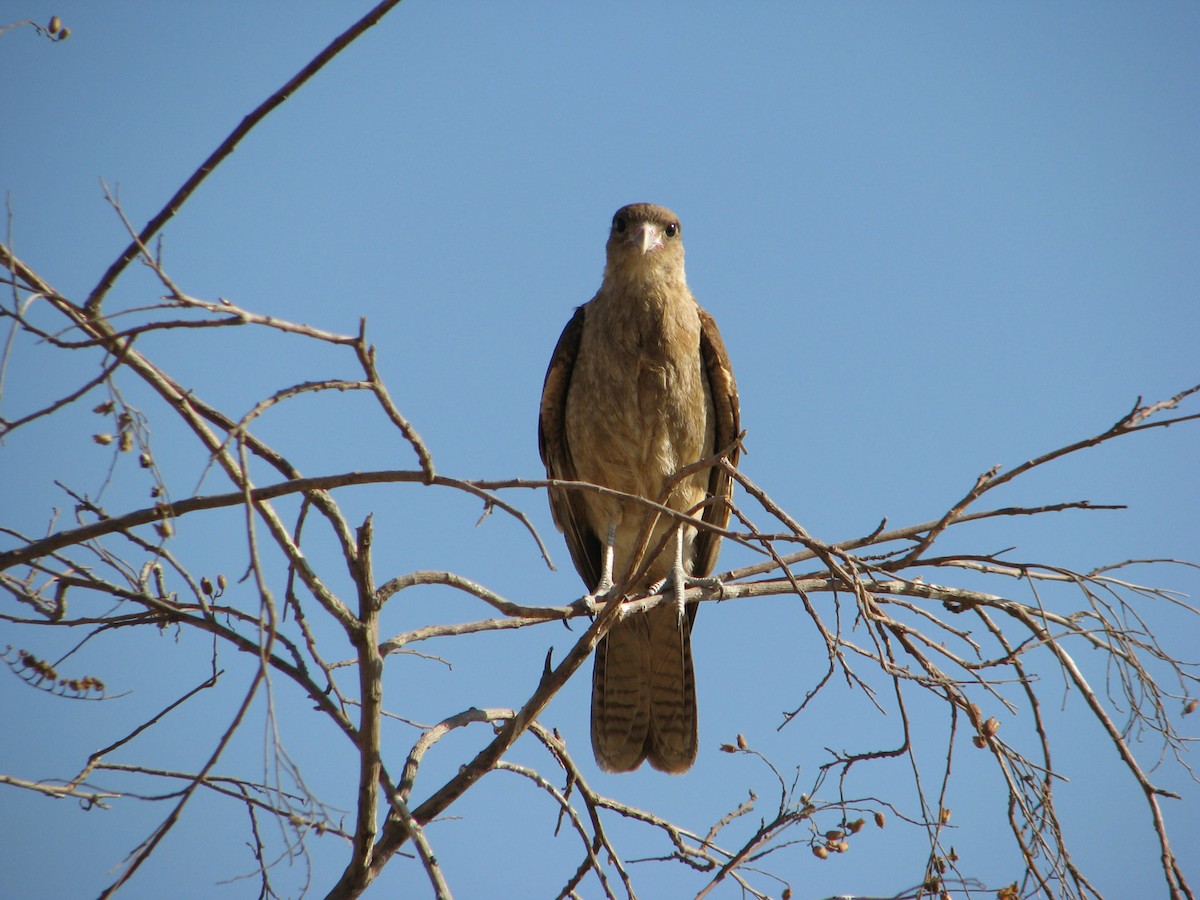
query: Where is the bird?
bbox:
[538,203,740,773]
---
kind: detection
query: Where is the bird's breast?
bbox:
[565,292,712,503]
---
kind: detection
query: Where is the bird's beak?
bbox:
[631,223,663,255]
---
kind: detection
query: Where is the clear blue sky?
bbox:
[2,3,1198,898]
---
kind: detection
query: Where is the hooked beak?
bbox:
[629,222,663,255]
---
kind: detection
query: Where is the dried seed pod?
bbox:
[93,433,114,445]
[982,717,1001,738]
[846,818,865,834]
[812,844,828,859]
[736,733,748,750]
[824,830,844,842]
[972,735,987,749]
[1184,698,1198,716]
[48,15,62,32]
[939,807,952,824]
[874,811,886,828]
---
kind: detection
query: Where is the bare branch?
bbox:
[82,0,408,314]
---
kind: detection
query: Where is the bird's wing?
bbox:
[694,307,740,578]
[538,304,603,591]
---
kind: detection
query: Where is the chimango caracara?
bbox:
[539,203,740,773]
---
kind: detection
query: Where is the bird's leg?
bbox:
[651,525,724,625]
[575,522,618,616]
[665,524,690,625]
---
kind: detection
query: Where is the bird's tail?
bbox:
[591,602,697,773]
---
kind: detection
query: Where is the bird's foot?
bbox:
[650,571,725,625]
[571,579,616,618]
[689,573,726,597]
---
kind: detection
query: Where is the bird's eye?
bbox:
[612,215,627,234]
[665,222,679,238]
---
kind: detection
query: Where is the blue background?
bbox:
[2,3,1197,898]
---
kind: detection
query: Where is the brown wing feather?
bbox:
[693,307,740,578]
[538,304,603,591]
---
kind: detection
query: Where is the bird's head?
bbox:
[603,203,686,290]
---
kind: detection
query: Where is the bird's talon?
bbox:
[573,595,600,618]
[573,580,618,619]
